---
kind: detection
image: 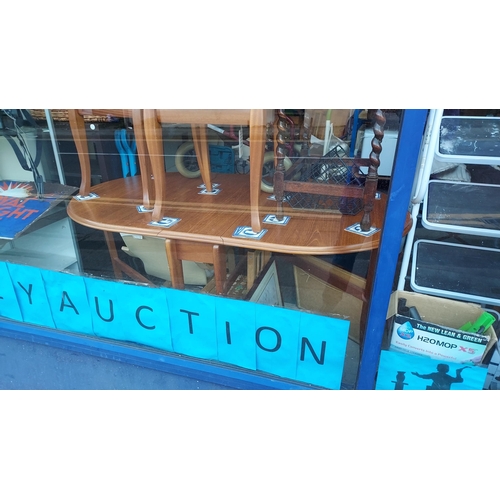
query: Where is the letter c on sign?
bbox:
[136,305,155,330]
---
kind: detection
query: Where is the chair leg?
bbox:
[143,109,167,222]
[165,239,185,290]
[249,109,266,233]
[103,231,124,279]
[212,244,227,295]
[191,124,213,192]
[132,108,154,210]
[103,231,157,286]
[68,109,92,196]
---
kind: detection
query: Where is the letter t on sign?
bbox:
[180,309,200,334]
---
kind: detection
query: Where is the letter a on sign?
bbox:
[41,269,94,335]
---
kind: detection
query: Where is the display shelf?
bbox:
[411,239,500,306]
[422,179,500,237]
[407,112,500,315]
[436,116,500,165]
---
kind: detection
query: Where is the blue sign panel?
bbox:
[0,261,23,322]
[84,277,173,352]
[166,288,218,360]
[7,263,55,328]
[41,270,94,335]
[215,297,257,371]
[376,350,487,390]
[0,263,351,389]
[296,312,350,390]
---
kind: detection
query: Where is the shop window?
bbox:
[0,108,405,390]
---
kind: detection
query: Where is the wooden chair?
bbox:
[68,109,154,210]
[141,110,277,295]
[273,109,386,232]
[67,109,163,285]
[68,109,275,295]
[142,109,275,233]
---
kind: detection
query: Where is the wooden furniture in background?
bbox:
[142,109,275,233]
[68,109,164,288]
[273,109,386,232]
[67,173,412,333]
[67,109,154,210]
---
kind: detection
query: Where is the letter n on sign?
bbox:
[295,311,349,390]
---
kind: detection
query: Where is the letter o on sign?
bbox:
[255,326,282,352]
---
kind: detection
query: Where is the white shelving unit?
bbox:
[402,111,500,307]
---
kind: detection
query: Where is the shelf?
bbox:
[422,179,500,237]
[436,116,500,165]
[0,216,79,272]
[411,239,500,306]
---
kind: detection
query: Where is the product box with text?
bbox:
[387,291,497,364]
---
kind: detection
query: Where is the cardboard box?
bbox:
[293,256,365,344]
[305,109,353,140]
[387,291,497,364]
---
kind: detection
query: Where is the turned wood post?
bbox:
[274,109,290,221]
[360,109,386,231]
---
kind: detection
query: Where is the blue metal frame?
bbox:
[356,109,429,389]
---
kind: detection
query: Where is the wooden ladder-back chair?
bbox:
[273,109,386,232]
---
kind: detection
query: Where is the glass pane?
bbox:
[0,108,400,390]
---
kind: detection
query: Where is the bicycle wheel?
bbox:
[175,138,225,178]
[261,151,292,193]
[175,142,202,178]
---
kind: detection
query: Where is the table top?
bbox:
[67,174,411,255]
